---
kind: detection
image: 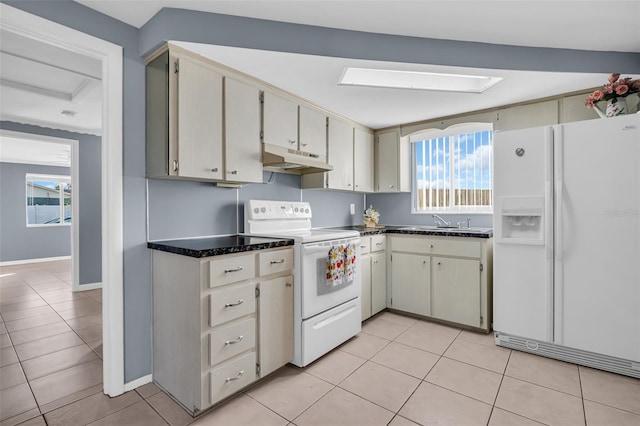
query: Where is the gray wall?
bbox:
[0,162,72,260]
[0,122,102,285]
[148,171,364,240]
[365,193,493,229]
[5,0,638,385]
[3,0,148,382]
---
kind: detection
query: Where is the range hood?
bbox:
[262,143,333,174]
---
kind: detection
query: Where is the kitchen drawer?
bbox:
[371,235,386,253]
[208,352,256,405]
[208,253,256,288]
[391,236,480,258]
[209,318,256,367]
[209,282,256,327]
[258,249,293,276]
[359,238,370,255]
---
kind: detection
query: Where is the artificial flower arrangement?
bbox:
[585,73,640,109]
[363,205,380,227]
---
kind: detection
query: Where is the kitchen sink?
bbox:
[398,226,491,233]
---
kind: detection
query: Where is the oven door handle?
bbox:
[302,245,332,254]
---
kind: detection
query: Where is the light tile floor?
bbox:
[2,261,639,425]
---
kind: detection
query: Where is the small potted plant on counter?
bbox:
[363,206,380,228]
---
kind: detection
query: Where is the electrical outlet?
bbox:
[349,204,355,215]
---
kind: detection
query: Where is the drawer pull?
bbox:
[224,266,244,273]
[286,282,292,287]
[360,245,367,249]
[225,370,244,382]
[375,242,383,246]
[224,300,244,308]
[270,259,285,264]
[430,244,434,249]
[224,335,244,346]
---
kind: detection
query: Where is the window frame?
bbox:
[25,173,72,227]
[410,122,493,215]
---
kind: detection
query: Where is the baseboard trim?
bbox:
[0,256,71,267]
[77,282,102,291]
[124,374,153,392]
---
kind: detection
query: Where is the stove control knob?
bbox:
[260,207,266,213]
[305,208,310,214]
[253,208,259,214]
[294,207,299,212]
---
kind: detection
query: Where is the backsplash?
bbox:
[147,171,366,241]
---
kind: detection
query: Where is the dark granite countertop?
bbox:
[325,225,493,239]
[148,236,294,258]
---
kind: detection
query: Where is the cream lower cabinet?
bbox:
[152,247,293,416]
[359,235,387,321]
[388,234,492,331]
[389,252,431,316]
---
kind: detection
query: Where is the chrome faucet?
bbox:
[432,214,451,228]
[457,217,472,229]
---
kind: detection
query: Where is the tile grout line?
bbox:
[485,348,512,425]
[2,262,109,420]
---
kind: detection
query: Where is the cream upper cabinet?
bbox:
[375,129,410,193]
[354,128,374,193]
[175,55,223,180]
[146,49,262,184]
[224,77,262,183]
[327,117,354,191]
[263,91,298,149]
[299,105,327,158]
[375,129,399,192]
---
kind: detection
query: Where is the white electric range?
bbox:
[244,199,361,367]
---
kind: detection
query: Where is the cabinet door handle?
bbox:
[270,259,285,264]
[228,170,238,175]
[225,370,244,382]
[347,183,352,187]
[301,143,308,147]
[423,260,427,264]
[286,282,292,287]
[224,335,244,346]
[375,242,383,246]
[360,245,367,249]
[430,244,434,249]
[172,160,178,172]
[212,168,218,172]
[389,184,394,188]
[288,139,296,144]
[437,262,442,266]
[373,260,379,264]
[224,299,244,308]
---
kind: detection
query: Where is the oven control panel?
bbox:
[245,200,312,220]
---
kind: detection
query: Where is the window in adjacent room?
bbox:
[411,123,493,213]
[26,174,72,226]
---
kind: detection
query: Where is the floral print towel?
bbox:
[326,244,357,286]
[344,243,357,283]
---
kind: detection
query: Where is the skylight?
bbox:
[338,67,504,93]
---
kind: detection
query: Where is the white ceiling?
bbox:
[0,134,71,167]
[0,29,103,135]
[77,1,640,52]
[176,41,618,128]
[73,0,638,128]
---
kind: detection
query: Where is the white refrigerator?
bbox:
[493,114,640,378]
